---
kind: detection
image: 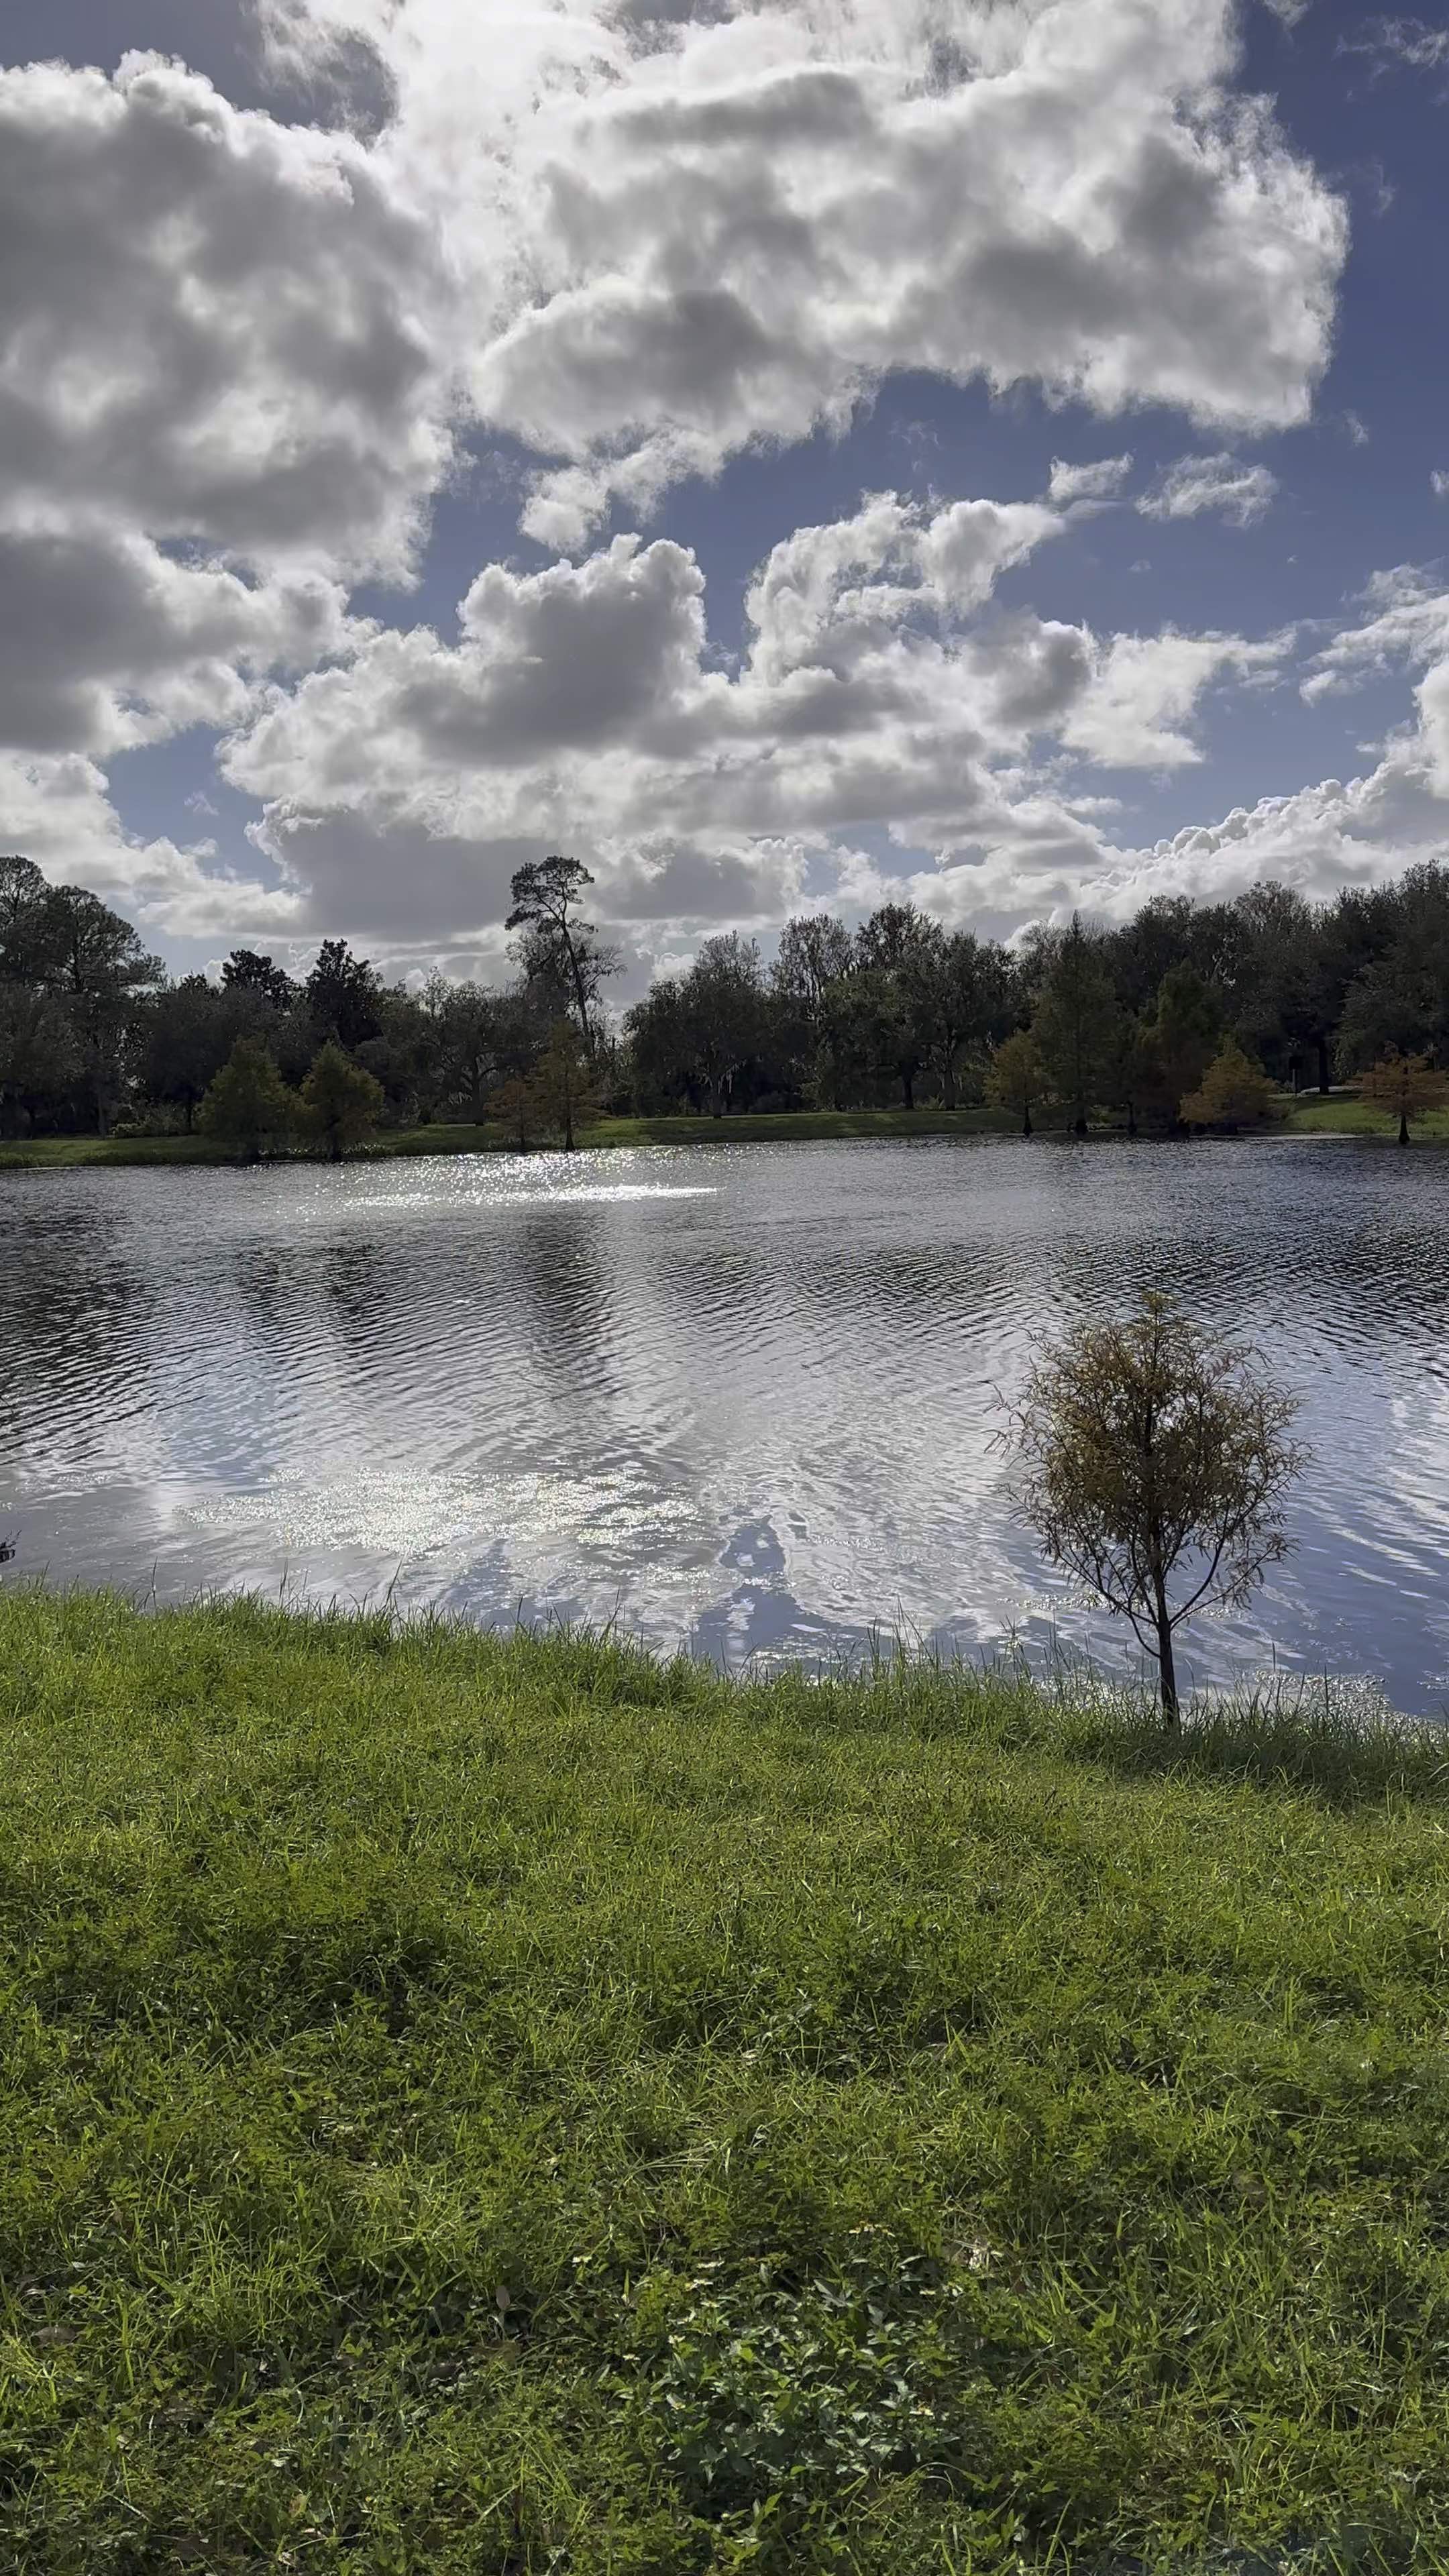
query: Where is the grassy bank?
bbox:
[0,1108,1010,1170]
[5,1093,1449,1171]
[1282,1093,1449,1140]
[3,1590,1449,2571]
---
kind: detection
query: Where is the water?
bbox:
[3,1136,1448,1707]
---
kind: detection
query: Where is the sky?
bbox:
[3,0,1449,991]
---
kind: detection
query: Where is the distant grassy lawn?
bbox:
[0,1107,1012,1170]
[4,1589,1449,2571]
[9,1096,1449,1170]
[1281,1091,1449,1140]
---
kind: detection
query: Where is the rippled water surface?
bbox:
[5,1137,1449,1704]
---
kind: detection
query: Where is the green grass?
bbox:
[0,1108,1013,1171]
[1281,1094,1449,1141]
[11,1095,1449,1172]
[4,1589,1449,2571]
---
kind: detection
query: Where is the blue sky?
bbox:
[3,0,1449,985]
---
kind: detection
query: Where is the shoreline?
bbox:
[3,1095,1444,1170]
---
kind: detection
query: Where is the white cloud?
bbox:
[1061,629,1289,769]
[742,492,1064,684]
[216,503,1297,951]
[1302,565,1449,704]
[0,52,442,767]
[1046,454,1134,509]
[0,54,454,581]
[0,753,305,940]
[1339,17,1449,72]
[0,523,358,758]
[1138,452,1279,527]
[1432,469,1449,498]
[267,0,1345,550]
[0,7,1370,957]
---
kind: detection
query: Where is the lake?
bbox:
[4,1136,1449,1707]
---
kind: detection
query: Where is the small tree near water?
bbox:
[1179,1039,1275,1132]
[301,1039,385,1161]
[531,1018,602,1150]
[1358,1051,1449,1145]
[988,1028,1046,1136]
[1006,1291,1304,1723]
[199,1039,296,1163]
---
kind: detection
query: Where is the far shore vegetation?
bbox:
[5,1580,1449,2571]
[7,850,1449,1163]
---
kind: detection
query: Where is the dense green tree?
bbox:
[0,980,78,1136]
[427,977,501,1123]
[1030,916,1119,1134]
[221,950,297,1011]
[1180,1040,1276,1131]
[529,1020,602,1151]
[300,1040,386,1161]
[16,849,1449,1147]
[199,1040,297,1163]
[506,856,619,1051]
[39,885,161,1134]
[305,940,384,1052]
[1147,965,1222,1126]
[681,934,769,1117]
[142,976,234,1130]
[988,1028,1047,1136]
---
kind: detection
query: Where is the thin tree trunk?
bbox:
[1317,1035,1330,1095]
[562,930,592,1055]
[1399,1110,1410,1145]
[1152,1570,1179,1726]
[1022,1103,1032,1136]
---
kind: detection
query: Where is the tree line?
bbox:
[5,849,1449,1152]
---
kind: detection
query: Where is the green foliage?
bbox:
[13,853,1449,1141]
[1148,964,1222,1122]
[305,938,384,1051]
[986,1027,1046,1133]
[300,1038,386,1159]
[3,1587,1449,2570]
[1179,1038,1276,1130]
[529,1017,603,1147]
[1028,916,1119,1132]
[1008,1291,1305,1720]
[197,1036,297,1161]
[1358,1050,1449,1142]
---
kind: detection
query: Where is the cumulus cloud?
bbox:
[0,54,453,579]
[1432,469,1449,498]
[265,0,1346,549]
[0,525,358,758]
[0,51,443,771]
[0,6,1373,957]
[0,752,305,939]
[742,492,1064,684]
[1061,629,1289,768]
[1138,452,1279,527]
[216,500,1297,953]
